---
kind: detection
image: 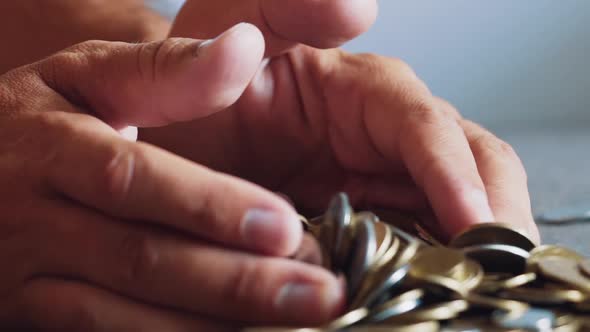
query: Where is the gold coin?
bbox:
[414,223,443,246]
[372,221,393,266]
[242,328,322,332]
[574,299,590,312]
[372,233,401,270]
[467,294,529,314]
[455,259,485,291]
[553,313,579,331]
[500,287,586,304]
[369,289,425,319]
[349,258,409,309]
[393,240,421,269]
[413,274,468,297]
[537,257,590,293]
[477,272,537,293]
[578,259,590,278]
[409,247,466,278]
[384,300,468,323]
[527,245,585,272]
[346,321,439,332]
[553,322,582,332]
[449,222,535,251]
[300,215,322,238]
[325,307,369,330]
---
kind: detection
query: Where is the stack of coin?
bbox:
[245,193,590,332]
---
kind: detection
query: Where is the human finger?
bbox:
[172,0,378,57]
[18,278,233,332]
[39,111,301,256]
[459,119,540,244]
[38,201,344,325]
[35,22,265,128]
[355,56,496,237]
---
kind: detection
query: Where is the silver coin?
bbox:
[462,244,530,273]
[326,193,353,268]
[347,218,377,297]
[356,211,379,224]
[360,264,411,308]
[492,307,556,332]
[536,206,590,225]
[367,289,424,322]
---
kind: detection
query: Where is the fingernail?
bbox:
[463,187,495,223]
[195,22,256,56]
[241,208,301,254]
[275,281,342,317]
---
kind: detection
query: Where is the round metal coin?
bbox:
[449,223,535,251]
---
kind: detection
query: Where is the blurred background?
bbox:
[344,0,590,134]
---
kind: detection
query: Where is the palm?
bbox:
[141,46,425,215]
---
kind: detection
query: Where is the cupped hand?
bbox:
[140,0,539,243]
[0,26,342,331]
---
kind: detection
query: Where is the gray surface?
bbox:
[504,128,590,256]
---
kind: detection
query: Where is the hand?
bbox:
[140,0,540,243]
[0,27,342,331]
[0,0,170,74]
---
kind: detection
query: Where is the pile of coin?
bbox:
[244,193,590,332]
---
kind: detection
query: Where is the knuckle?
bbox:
[471,130,528,179]
[136,38,192,82]
[100,145,137,207]
[386,57,416,77]
[38,40,111,91]
[433,96,463,120]
[474,132,518,160]
[224,258,269,303]
[405,99,450,127]
[116,231,159,287]
[186,177,231,240]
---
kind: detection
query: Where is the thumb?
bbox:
[35,23,265,129]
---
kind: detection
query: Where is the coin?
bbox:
[462,243,530,273]
[350,263,410,309]
[372,233,400,270]
[372,221,393,266]
[499,287,586,305]
[454,259,485,291]
[476,272,537,293]
[467,294,529,314]
[409,247,465,277]
[242,328,322,332]
[414,223,443,246]
[384,300,468,323]
[449,222,535,251]
[527,245,585,272]
[346,321,439,332]
[492,307,556,331]
[367,289,424,322]
[578,259,590,278]
[536,257,590,293]
[324,193,353,269]
[325,307,369,330]
[347,218,377,296]
[286,193,590,332]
